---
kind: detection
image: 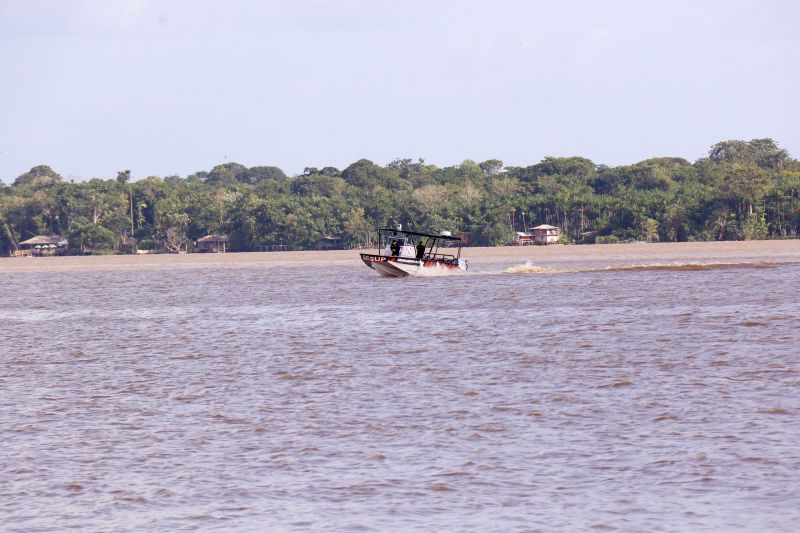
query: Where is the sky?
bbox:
[1,0,799,182]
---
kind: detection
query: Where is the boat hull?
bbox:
[360,253,466,278]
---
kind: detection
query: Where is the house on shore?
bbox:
[194,235,230,253]
[514,232,534,246]
[531,224,560,245]
[316,235,342,250]
[14,235,68,257]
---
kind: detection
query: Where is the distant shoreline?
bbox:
[3,240,798,275]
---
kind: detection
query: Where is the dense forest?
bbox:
[1,138,799,255]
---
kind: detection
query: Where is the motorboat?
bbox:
[360,226,468,277]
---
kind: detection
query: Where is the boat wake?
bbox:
[597,261,779,272]
[413,264,469,277]
[504,261,558,274]
[504,260,787,275]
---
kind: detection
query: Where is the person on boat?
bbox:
[390,239,400,256]
[415,241,426,260]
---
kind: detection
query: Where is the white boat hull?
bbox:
[362,254,467,278]
[372,260,413,277]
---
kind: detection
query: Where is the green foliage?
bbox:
[13,165,63,187]
[741,212,769,240]
[708,138,788,169]
[69,221,116,252]
[476,218,515,246]
[239,166,287,184]
[1,138,798,256]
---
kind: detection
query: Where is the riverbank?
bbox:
[2,239,799,274]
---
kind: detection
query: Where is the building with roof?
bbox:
[15,235,68,256]
[531,224,560,245]
[316,235,342,250]
[194,235,230,253]
[514,231,534,246]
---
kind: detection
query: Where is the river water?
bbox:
[2,241,799,531]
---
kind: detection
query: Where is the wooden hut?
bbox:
[16,235,68,256]
[514,232,534,246]
[194,235,230,253]
[531,224,560,245]
[316,235,342,250]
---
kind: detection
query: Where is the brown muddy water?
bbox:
[1,241,799,531]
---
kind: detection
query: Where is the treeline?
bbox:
[1,138,799,254]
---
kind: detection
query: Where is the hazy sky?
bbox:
[1,0,798,182]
